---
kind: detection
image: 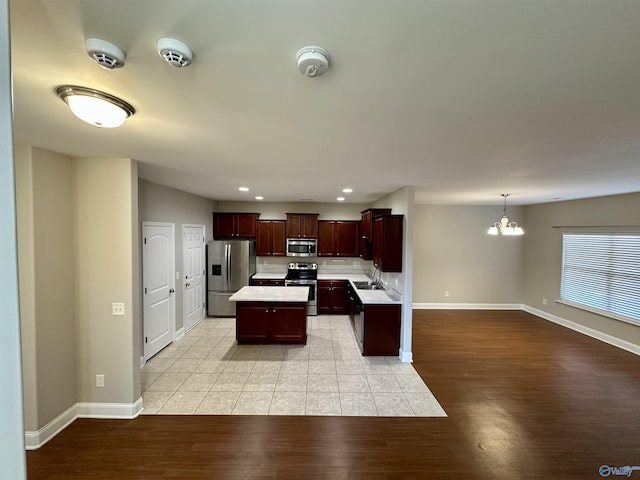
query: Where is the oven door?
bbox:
[284,280,313,300]
[284,280,317,316]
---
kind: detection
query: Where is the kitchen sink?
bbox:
[353,281,385,291]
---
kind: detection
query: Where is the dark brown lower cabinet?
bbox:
[361,304,401,356]
[317,280,347,314]
[235,301,307,344]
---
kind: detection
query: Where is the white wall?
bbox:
[0,0,27,473]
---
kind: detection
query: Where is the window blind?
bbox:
[561,233,640,323]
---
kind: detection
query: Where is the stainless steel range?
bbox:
[285,262,318,316]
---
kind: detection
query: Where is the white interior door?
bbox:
[183,225,205,332]
[142,222,175,361]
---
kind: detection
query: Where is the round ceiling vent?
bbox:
[157,38,193,68]
[296,46,330,77]
[85,38,126,69]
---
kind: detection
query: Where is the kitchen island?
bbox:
[229,286,309,344]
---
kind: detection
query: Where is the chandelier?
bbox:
[487,194,524,236]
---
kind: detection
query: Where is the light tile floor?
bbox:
[141,315,447,417]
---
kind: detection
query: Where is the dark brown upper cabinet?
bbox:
[212,213,259,239]
[318,220,359,257]
[373,214,403,272]
[286,213,319,238]
[256,220,286,256]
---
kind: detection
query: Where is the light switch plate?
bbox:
[112,303,125,316]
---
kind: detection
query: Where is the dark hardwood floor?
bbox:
[27,310,640,479]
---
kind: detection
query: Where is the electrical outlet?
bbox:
[542,298,547,305]
[175,271,180,280]
[112,303,125,316]
[96,374,104,387]
[445,291,450,297]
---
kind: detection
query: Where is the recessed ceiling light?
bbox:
[337,197,345,201]
[239,187,249,192]
[255,196,264,200]
[342,188,353,193]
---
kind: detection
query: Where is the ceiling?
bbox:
[9,0,640,206]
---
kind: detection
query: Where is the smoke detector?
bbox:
[85,38,126,69]
[157,38,193,68]
[296,46,330,77]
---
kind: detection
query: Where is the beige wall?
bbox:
[522,192,640,348]
[15,147,77,428]
[16,147,141,430]
[14,145,37,431]
[74,157,139,403]
[217,201,369,220]
[15,146,77,429]
[138,179,216,332]
[413,205,524,304]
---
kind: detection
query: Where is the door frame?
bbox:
[142,221,176,362]
[182,224,206,332]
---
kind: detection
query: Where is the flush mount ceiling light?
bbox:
[238,187,250,192]
[85,38,126,69]
[296,46,330,77]
[56,85,135,128]
[157,38,193,68]
[487,194,524,236]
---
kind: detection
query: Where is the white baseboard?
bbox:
[522,305,640,357]
[399,348,413,363]
[24,403,78,450]
[174,327,185,341]
[413,302,523,310]
[412,302,640,357]
[24,397,144,450]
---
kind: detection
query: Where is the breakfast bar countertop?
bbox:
[229,286,309,303]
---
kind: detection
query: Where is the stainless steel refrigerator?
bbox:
[207,240,256,317]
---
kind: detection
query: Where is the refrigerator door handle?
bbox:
[225,244,231,291]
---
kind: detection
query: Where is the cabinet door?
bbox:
[362,304,401,356]
[235,213,258,237]
[213,213,236,239]
[360,210,372,241]
[271,220,286,256]
[256,221,272,256]
[335,221,359,257]
[317,221,336,256]
[269,304,307,343]
[286,214,301,238]
[317,281,333,312]
[331,283,347,313]
[236,304,270,343]
[301,215,318,238]
[373,215,403,272]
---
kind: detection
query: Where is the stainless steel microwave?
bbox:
[286,238,317,257]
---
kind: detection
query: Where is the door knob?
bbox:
[185,283,191,288]
[169,288,175,294]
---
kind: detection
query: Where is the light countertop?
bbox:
[251,272,401,304]
[252,272,287,280]
[229,286,309,303]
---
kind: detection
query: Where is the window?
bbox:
[560,233,640,325]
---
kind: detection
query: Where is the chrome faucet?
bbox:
[372,264,381,285]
